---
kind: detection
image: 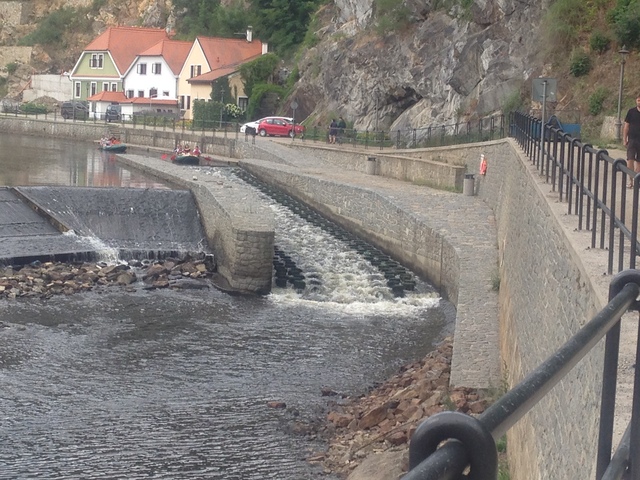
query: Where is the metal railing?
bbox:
[0,107,506,151]
[510,111,640,274]
[300,114,506,150]
[404,111,640,479]
[404,270,640,479]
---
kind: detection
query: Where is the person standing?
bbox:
[329,119,338,144]
[337,116,346,143]
[623,95,640,188]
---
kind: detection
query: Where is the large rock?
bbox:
[292,0,548,135]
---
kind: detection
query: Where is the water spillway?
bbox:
[1,186,210,265]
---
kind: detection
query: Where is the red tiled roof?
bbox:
[130,97,178,106]
[139,39,192,75]
[196,36,263,72]
[188,65,238,84]
[87,91,128,102]
[87,91,177,107]
[83,27,171,74]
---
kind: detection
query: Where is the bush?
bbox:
[5,62,18,74]
[608,0,640,49]
[588,87,609,115]
[590,31,611,53]
[21,103,49,115]
[375,0,411,35]
[569,49,592,76]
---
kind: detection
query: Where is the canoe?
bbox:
[99,144,127,153]
[172,154,200,165]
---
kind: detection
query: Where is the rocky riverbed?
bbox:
[0,255,215,299]
[303,338,490,479]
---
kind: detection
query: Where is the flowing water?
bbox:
[0,133,455,479]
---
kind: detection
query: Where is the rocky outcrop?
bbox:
[291,0,551,138]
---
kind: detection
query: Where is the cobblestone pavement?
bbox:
[244,138,501,389]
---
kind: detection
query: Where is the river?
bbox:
[0,133,454,479]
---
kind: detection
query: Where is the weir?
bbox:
[0,186,211,265]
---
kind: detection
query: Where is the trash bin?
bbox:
[463,173,475,196]
[366,156,376,175]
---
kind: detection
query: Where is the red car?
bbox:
[257,117,305,138]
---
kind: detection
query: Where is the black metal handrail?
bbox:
[404,270,640,479]
[510,111,640,274]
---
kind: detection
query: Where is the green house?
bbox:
[68,26,171,100]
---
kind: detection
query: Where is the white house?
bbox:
[123,39,192,106]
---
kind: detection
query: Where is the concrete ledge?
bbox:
[115,154,275,294]
[274,143,466,190]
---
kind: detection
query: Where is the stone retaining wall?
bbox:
[277,143,466,189]
[0,2,30,27]
[475,139,603,480]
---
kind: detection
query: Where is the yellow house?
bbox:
[178,28,268,119]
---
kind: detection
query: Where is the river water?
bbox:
[0,133,454,479]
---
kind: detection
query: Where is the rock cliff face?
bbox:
[290,0,552,133]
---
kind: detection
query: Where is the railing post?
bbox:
[597,270,640,479]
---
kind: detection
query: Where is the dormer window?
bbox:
[90,53,104,69]
[137,63,147,75]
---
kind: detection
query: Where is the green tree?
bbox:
[239,53,279,98]
[248,0,323,55]
[210,77,233,104]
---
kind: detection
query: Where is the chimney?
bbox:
[246,26,253,42]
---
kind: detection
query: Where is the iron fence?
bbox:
[404,111,640,479]
[404,270,640,480]
[0,107,506,151]
[510,111,640,274]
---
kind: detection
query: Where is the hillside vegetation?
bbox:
[2,0,640,144]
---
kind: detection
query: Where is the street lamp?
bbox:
[616,45,629,141]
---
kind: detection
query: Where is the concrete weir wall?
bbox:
[115,155,275,294]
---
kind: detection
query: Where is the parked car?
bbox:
[240,116,293,134]
[257,117,304,138]
[105,104,121,122]
[60,100,89,120]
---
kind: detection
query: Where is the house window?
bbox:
[90,53,104,69]
[102,82,109,91]
[163,91,169,97]
[137,63,147,75]
[111,83,117,92]
[90,82,97,96]
[149,87,158,98]
[138,90,144,97]
[190,65,201,78]
[74,81,81,98]
[152,63,162,74]
[180,95,191,110]
[126,90,134,98]
[238,96,248,111]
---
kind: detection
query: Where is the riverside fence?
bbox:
[404,111,640,479]
[0,107,505,151]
